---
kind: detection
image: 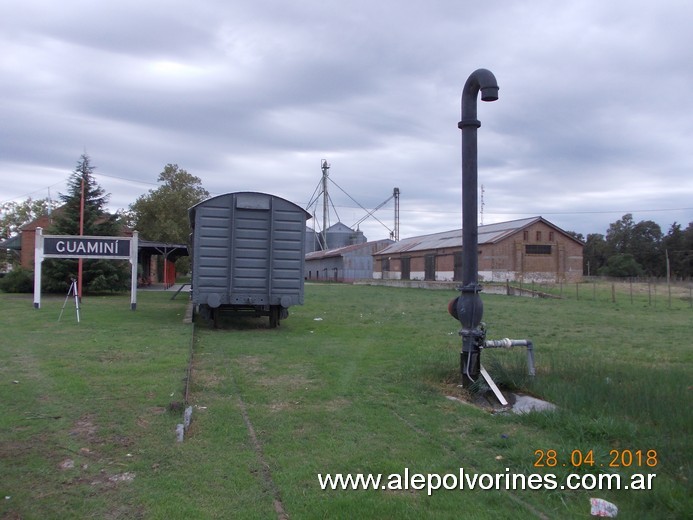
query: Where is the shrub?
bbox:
[0,268,34,293]
[598,253,644,277]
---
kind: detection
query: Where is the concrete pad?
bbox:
[511,394,557,414]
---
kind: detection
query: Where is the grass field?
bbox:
[1,284,691,519]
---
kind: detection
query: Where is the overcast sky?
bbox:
[2,0,692,242]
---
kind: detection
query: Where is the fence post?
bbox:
[611,283,616,303]
[668,281,672,309]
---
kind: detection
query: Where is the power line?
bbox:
[297,205,692,216]
[1,181,65,205]
[1,171,160,206]
[92,172,159,188]
[484,207,693,216]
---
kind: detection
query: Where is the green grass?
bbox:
[1,285,691,519]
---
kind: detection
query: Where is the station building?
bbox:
[1,208,187,286]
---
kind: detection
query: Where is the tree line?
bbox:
[581,214,693,279]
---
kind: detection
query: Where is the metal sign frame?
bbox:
[33,227,139,310]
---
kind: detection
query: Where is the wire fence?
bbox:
[485,278,693,310]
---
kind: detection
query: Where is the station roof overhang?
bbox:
[138,240,189,261]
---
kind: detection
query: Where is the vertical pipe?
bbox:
[456,69,498,387]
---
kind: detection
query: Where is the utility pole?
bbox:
[78,171,85,300]
[393,187,400,241]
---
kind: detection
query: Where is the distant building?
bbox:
[372,217,583,283]
[305,239,393,282]
[305,222,367,254]
[9,212,57,270]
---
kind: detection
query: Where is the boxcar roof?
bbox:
[188,191,311,226]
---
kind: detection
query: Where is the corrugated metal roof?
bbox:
[305,239,393,260]
[0,234,22,250]
[375,217,541,255]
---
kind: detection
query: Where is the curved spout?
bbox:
[460,68,499,127]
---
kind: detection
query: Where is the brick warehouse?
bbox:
[372,217,584,283]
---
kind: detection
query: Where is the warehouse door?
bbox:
[424,254,436,281]
[453,251,463,281]
[401,257,411,280]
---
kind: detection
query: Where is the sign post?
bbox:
[34,228,139,310]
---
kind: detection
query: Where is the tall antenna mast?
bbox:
[321,159,330,249]
[393,187,400,241]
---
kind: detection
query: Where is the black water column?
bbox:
[456,69,498,387]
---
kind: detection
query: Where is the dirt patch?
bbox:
[323,397,351,412]
[70,414,98,440]
[194,370,225,389]
[136,406,167,428]
[268,402,293,413]
[267,397,350,414]
[235,355,265,373]
[0,437,49,459]
[109,434,134,449]
[256,373,314,391]
[58,458,75,470]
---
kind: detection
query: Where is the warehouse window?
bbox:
[536,231,542,241]
[549,231,554,242]
[526,245,552,255]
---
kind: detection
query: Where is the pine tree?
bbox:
[42,154,130,293]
